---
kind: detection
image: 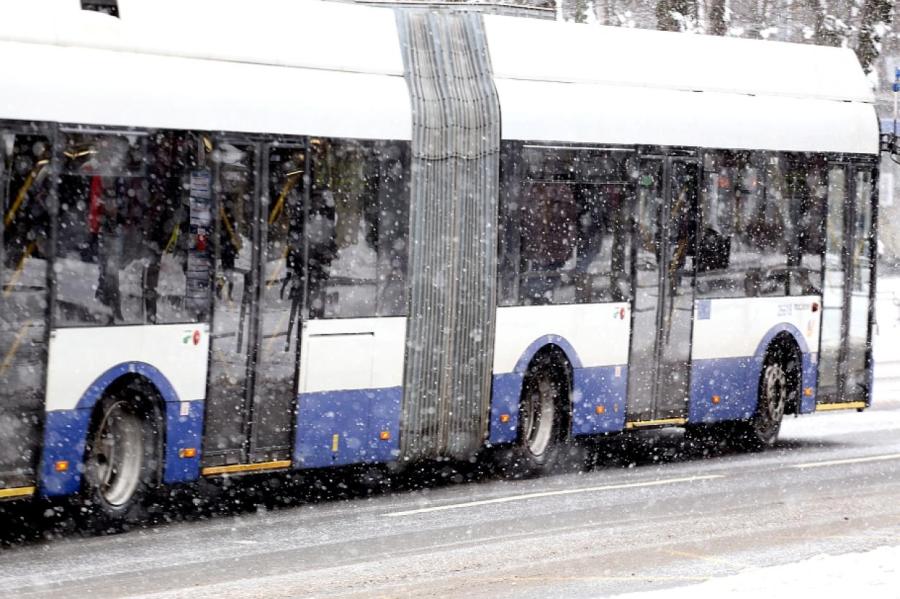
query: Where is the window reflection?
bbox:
[308,139,409,319]
[1,132,52,476]
[511,146,633,305]
[56,131,207,326]
[696,151,825,298]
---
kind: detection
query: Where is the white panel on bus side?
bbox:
[45,323,210,412]
[690,296,822,361]
[0,40,412,142]
[492,303,631,375]
[298,317,407,394]
[495,78,877,156]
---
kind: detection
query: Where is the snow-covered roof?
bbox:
[0,0,880,154]
[485,15,878,154]
[485,15,873,104]
[0,0,405,76]
[0,0,411,139]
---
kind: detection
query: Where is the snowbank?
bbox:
[611,545,900,598]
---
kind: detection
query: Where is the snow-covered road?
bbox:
[3,403,900,598]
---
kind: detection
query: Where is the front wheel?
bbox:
[733,358,792,451]
[81,397,160,532]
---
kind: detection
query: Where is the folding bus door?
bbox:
[0,126,53,495]
[203,140,305,468]
[818,162,876,406]
[626,156,699,424]
[248,144,306,463]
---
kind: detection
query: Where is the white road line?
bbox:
[791,453,900,469]
[385,474,724,518]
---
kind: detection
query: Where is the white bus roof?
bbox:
[485,15,878,154]
[0,0,412,140]
[0,0,880,154]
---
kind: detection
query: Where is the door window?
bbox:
[0,130,51,486]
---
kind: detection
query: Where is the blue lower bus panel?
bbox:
[294,387,402,468]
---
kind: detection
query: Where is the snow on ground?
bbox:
[610,545,900,599]
[874,276,900,404]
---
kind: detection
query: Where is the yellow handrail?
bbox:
[3,159,49,229]
[268,171,301,225]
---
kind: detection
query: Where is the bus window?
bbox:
[55,131,206,326]
[372,140,409,317]
[515,146,633,305]
[785,154,825,296]
[519,180,576,304]
[730,152,784,297]
[745,153,790,296]
[696,151,736,296]
[308,138,378,319]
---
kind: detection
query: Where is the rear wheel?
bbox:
[500,357,572,477]
[81,396,160,532]
[522,372,559,460]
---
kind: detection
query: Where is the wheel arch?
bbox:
[81,367,171,488]
[518,341,576,436]
[754,328,805,416]
[76,361,180,412]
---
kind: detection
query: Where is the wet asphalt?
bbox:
[2,401,900,598]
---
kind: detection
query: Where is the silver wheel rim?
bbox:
[87,402,144,507]
[763,363,787,424]
[524,376,556,457]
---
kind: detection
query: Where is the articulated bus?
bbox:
[0,0,884,527]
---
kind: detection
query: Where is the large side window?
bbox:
[696,151,737,297]
[372,140,409,317]
[307,138,409,319]
[783,154,825,296]
[508,146,633,306]
[55,130,206,326]
[698,151,826,299]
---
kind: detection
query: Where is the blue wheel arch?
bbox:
[40,361,203,496]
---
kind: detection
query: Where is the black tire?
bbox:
[732,353,796,451]
[499,356,573,477]
[80,395,162,533]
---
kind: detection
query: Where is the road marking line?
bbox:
[385,474,724,517]
[665,549,731,566]
[791,453,900,469]
[504,575,710,582]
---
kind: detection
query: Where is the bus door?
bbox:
[203,140,306,467]
[627,156,699,423]
[818,162,875,405]
[0,126,53,493]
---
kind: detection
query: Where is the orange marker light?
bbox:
[804,387,814,397]
[499,413,511,424]
[595,405,605,414]
[179,447,197,459]
[379,431,391,441]
[712,395,721,404]
[54,460,69,472]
